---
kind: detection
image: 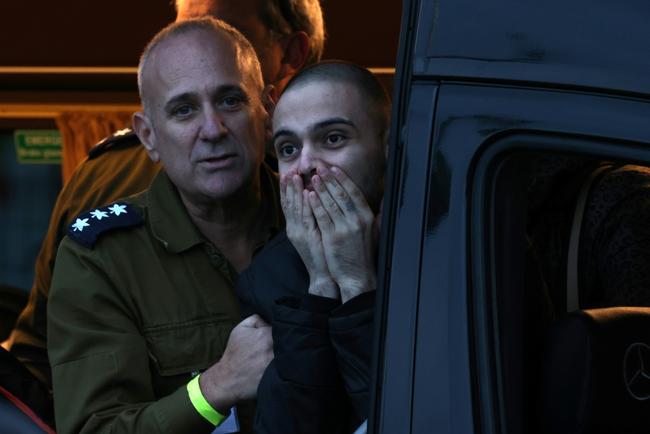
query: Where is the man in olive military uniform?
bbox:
[8,0,324,396]
[48,18,281,433]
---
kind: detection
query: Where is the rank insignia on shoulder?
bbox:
[67,202,143,248]
[88,128,141,160]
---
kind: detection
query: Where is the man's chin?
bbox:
[195,174,254,201]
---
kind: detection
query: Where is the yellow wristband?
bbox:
[187,374,226,426]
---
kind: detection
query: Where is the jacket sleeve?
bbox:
[234,267,263,320]
[254,294,350,434]
[329,291,376,426]
[47,238,214,434]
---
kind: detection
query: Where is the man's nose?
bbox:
[199,108,228,141]
[297,145,320,176]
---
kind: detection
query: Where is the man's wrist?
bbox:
[198,365,237,415]
[187,374,227,426]
[308,276,339,299]
[338,276,376,303]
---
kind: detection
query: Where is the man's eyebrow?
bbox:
[272,117,357,143]
[164,85,247,111]
[164,92,194,111]
[312,117,356,131]
[272,129,297,143]
[214,84,247,97]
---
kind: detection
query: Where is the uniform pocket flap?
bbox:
[143,318,236,376]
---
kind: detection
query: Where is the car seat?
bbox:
[537,307,650,434]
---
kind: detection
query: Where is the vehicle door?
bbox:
[371,0,650,433]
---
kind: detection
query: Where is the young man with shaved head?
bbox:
[47,18,281,433]
[8,0,324,420]
[236,62,391,433]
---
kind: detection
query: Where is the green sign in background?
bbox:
[14,129,62,164]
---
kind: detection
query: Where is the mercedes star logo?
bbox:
[623,342,650,401]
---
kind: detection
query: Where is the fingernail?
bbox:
[331,166,340,175]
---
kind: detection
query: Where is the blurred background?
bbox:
[1,0,401,68]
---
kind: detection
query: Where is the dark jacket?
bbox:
[236,232,375,434]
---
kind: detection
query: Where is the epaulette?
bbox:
[67,202,144,248]
[88,128,142,160]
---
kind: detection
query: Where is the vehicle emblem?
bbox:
[623,342,650,401]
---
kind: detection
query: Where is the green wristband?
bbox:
[187,374,226,426]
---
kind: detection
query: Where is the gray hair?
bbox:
[137,17,263,111]
[175,0,325,66]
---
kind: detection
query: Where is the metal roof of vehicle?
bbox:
[411,0,650,97]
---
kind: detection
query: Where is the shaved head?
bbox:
[282,61,391,140]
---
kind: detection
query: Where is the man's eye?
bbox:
[173,105,194,117]
[278,144,298,158]
[221,96,242,109]
[326,133,344,145]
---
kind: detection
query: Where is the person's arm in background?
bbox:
[10,141,159,387]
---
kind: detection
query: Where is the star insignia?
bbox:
[108,204,128,216]
[90,209,109,220]
[72,218,90,232]
[67,202,143,248]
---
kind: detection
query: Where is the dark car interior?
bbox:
[482,147,650,433]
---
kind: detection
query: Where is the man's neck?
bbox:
[181,180,266,272]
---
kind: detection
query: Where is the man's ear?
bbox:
[132,111,160,163]
[277,31,310,82]
[262,85,278,112]
[261,85,277,141]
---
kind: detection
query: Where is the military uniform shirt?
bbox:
[47,168,281,434]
